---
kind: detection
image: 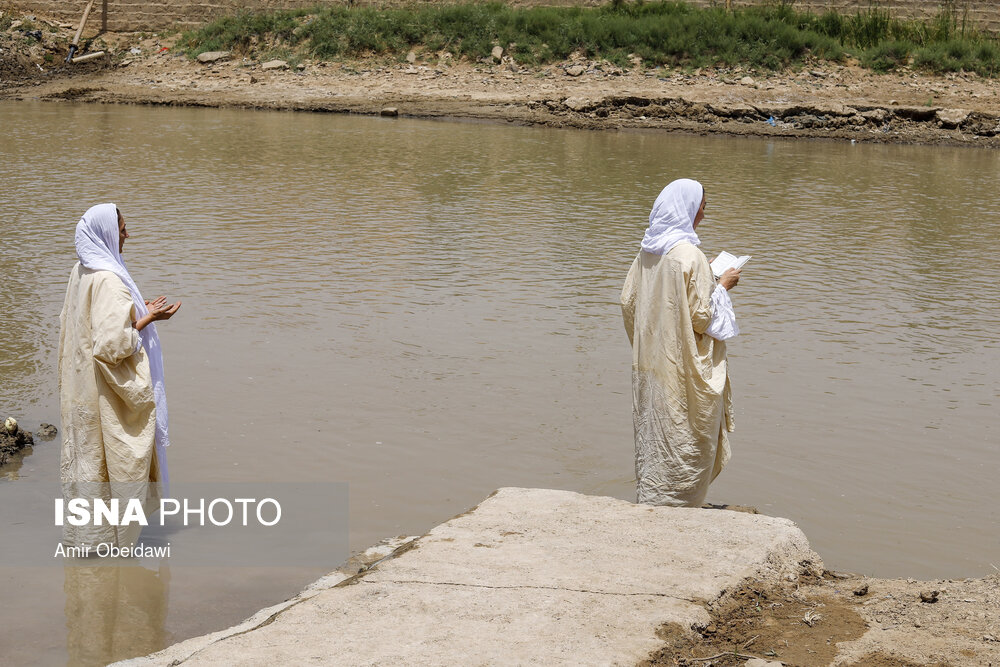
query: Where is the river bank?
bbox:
[115,488,1000,666]
[3,23,1000,147]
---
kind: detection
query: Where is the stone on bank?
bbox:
[196,51,230,64]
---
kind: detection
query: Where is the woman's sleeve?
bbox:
[706,285,739,341]
[620,255,640,347]
[688,255,715,334]
[91,275,142,365]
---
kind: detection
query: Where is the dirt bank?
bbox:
[3,18,1000,147]
[644,570,1000,666]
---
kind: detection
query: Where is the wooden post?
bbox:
[66,0,97,61]
[72,50,106,63]
[72,0,96,46]
[102,0,107,33]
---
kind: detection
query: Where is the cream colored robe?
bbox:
[621,243,734,507]
[59,264,160,547]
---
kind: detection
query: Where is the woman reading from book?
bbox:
[620,179,740,507]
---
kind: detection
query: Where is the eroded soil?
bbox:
[642,572,1000,666]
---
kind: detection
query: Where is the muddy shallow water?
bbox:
[1,101,998,665]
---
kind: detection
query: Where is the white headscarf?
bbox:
[75,203,170,487]
[640,178,705,255]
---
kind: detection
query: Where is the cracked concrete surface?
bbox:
[116,488,820,666]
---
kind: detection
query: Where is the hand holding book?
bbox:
[711,251,750,291]
[710,251,751,278]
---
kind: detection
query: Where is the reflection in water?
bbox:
[60,481,161,553]
[64,563,170,667]
[1,446,32,481]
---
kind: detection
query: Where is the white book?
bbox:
[710,251,751,278]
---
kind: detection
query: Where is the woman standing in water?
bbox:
[59,203,180,547]
[620,179,740,507]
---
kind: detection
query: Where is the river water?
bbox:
[1,100,998,665]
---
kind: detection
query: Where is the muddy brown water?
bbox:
[1,101,998,665]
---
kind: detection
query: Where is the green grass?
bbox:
[790,3,1000,76]
[180,1,1000,76]
[861,39,912,72]
[182,2,842,69]
[808,4,977,48]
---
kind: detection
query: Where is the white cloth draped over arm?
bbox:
[620,255,640,347]
[706,285,739,341]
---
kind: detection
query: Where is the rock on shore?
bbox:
[0,416,35,466]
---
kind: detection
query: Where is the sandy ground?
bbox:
[642,507,1000,666]
[2,15,1000,147]
[645,569,1000,666]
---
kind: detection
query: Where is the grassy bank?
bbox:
[181,1,1000,77]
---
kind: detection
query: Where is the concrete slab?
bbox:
[362,488,816,600]
[118,488,820,666]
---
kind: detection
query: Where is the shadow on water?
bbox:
[1,446,34,481]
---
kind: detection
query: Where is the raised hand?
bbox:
[150,300,182,321]
[135,298,182,332]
